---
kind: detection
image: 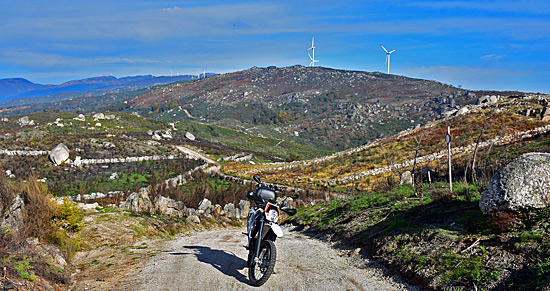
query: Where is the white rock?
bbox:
[185,132,196,141]
[457,106,469,115]
[49,143,70,165]
[93,113,105,120]
[480,153,550,214]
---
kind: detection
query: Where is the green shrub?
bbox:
[58,199,84,232]
[14,255,35,281]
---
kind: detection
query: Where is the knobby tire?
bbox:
[248,240,277,286]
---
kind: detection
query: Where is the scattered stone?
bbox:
[93,113,105,120]
[223,203,236,218]
[442,109,457,118]
[457,106,469,115]
[480,152,550,214]
[477,95,499,105]
[49,143,70,165]
[187,215,200,224]
[185,132,196,141]
[74,156,82,167]
[18,116,34,126]
[74,114,86,121]
[5,169,14,179]
[198,198,212,211]
[239,200,250,217]
[400,171,413,185]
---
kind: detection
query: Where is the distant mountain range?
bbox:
[0,74,215,106]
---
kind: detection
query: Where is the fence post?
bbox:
[446,126,453,192]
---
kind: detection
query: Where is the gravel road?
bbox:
[114,226,415,291]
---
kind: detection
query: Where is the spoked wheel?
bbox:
[248,240,277,286]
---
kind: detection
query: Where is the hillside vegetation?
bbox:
[287,181,550,290]
[225,95,550,192]
[117,65,485,152]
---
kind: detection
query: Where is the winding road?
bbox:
[113,226,414,291]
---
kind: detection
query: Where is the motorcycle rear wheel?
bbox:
[248,240,277,286]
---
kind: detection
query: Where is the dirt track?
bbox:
[113,226,415,291]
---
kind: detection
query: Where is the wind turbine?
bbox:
[307,36,319,67]
[380,44,396,74]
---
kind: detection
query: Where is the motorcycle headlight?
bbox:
[266,209,279,223]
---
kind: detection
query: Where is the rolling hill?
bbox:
[120,65,520,152]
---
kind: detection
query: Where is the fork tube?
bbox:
[254,219,264,260]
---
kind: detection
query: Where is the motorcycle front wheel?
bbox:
[248,240,277,286]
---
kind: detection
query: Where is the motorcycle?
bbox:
[244,174,298,286]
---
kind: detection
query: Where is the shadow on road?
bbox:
[171,246,250,285]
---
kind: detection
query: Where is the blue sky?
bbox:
[1,0,549,93]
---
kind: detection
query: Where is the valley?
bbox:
[0,66,549,290]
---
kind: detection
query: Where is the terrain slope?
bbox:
[124,66,480,151]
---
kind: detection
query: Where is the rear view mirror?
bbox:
[281,206,297,216]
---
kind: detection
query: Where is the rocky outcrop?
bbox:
[119,187,250,220]
[49,143,70,165]
[0,192,24,231]
[480,152,550,214]
[18,116,34,126]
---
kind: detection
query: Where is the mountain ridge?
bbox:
[124,65,484,151]
[0,74,215,105]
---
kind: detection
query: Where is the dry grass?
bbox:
[17,175,58,242]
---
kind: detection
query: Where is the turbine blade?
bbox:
[385,55,388,65]
[389,49,396,54]
[380,44,388,53]
[308,52,313,60]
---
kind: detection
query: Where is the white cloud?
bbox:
[481,54,505,61]
[411,1,550,15]
[162,6,182,12]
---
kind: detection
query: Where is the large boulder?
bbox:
[185,132,196,141]
[480,153,550,214]
[49,143,70,165]
[223,203,236,218]
[239,200,250,217]
[120,188,154,213]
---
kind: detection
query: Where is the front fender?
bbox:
[260,223,281,242]
[270,223,283,238]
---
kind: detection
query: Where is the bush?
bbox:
[59,199,84,232]
[17,176,58,242]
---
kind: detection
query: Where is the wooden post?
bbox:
[446,126,453,192]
